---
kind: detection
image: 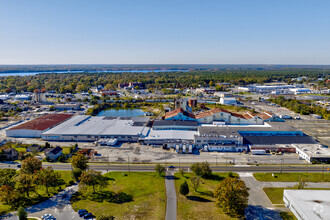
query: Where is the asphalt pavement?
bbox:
[3,185,80,220]
[165,170,177,220]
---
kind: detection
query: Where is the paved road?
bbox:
[3,185,80,220]
[1,162,328,173]
[238,173,274,208]
[165,170,177,220]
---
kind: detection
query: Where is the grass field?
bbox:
[279,211,298,220]
[253,172,330,182]
[15,147,27,153]
[71,172,166,220]
[174,172,238,220]
[263,187,330,205]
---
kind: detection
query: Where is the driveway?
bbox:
[3,185,80,220]
[165,169,177,220]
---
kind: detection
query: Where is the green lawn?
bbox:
[71,172,166,220]
[174,172,238,220]
[254,172,330,182]
[61,147,71,154]
[15,147,27,153]
[263,187,330,205]
[280,211,298,220]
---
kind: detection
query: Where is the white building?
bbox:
[284,190,330,220]
[219,97,237,105]
[292,144,330,163]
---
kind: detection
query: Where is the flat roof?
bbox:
[43,115,147,136]
[292,144,330,158]
[153,120,198,127]
[144,129,198,141]
[284,190,330,220]
[244,136,316,145]
[8,114,73,131]
[198,122,300,135]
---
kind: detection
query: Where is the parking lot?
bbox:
[89,143,305,165]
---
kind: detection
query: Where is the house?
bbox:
[258,111,284,122]
[44,146,63,160]
[0,147,19,161]
[54,104,81,111]
[27,144,44,153]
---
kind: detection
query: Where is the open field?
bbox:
[71,172,166,220]
[254,172,330,182]
[174,172,238,220]
[263,187,330,205]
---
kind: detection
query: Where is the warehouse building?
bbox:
[6,114,73,138]
[42,115,150,142]
[284,190,330,220]
[292,144,330,163]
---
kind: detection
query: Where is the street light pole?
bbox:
[280,159,283,173]
[322,163,325,181]
[127,155,130,172]
[216,155,217,167]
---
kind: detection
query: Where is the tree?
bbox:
[45,142,51,148]
[0,168,17,187]
[190,175,200,192]
[179,169,185,177]
[37,167,63,193]
[191,162,212,178]
[79,169,108,193]
[72,154,89,171]
[214,177,249,217]
[17,206,27,220]
[15,173,37,198]
[21,157,42,174]
[155,164,165,176]
[0,185,19,205]
[72,168,83,182]
[179,181,189,196]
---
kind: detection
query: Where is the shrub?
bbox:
[17,207,27,220]
[179,181,189,196]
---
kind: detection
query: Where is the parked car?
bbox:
[17,164,21,168]
[78,210,88,217]
[83,213,94,219]
[168,165,175,169]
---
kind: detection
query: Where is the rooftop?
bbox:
[8,114,73,131]
[43,115,148,136]
[284,190,330,220]
[144,129,198,141]
[153,120,198,127]
[292,144,330,158]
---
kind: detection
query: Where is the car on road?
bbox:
[168,165,175,169]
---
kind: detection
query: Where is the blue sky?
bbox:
[0,0,329,64]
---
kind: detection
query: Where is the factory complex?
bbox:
[6,107,330,162]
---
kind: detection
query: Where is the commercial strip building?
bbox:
[6,114,73,138]
[284,190,330,220]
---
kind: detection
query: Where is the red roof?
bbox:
[258,111,274,120]
[9,114,73,131]
[164,108,195,120]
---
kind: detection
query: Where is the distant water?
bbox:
[0,69,189,76]
[97,109,147,117]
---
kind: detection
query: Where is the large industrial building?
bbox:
[284,190,330,220]
[42,115,150,142]
[5,107,324,157]
[6,114,73,138]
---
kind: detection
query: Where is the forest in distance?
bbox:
[1,64,330,74]
[0,68,328,93]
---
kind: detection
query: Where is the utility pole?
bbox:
[322,163,325,181]
[164,152,166,166]
[280,159,283,173]
[127,155,130,172]
[179,157,181,170]
[216,155,218,167]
